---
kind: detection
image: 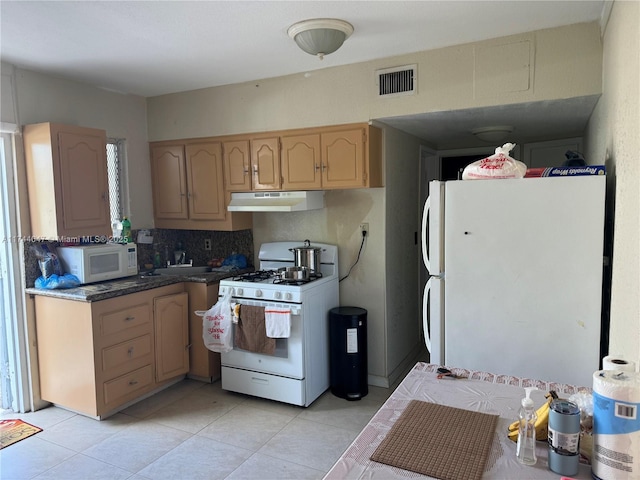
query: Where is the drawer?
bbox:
[102,334,152,373]
[221,366,305,406]
[103,364,153,406]
[100,303,151,338]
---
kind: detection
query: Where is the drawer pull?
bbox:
[127,347,134,357]
[128,380,138,386]
[124,316,135,321]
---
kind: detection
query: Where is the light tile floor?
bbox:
[0,379,397,480]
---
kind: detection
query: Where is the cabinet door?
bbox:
[321,128,365,188]
[281,133,322,190]
[223,140,251,191]
[57,130,111,235]
[151,145,188,219]
[251,137,281,190]
[185,283,220,379]
[154,292,189,382]
[185,143,226,220]
[523,138,583,168]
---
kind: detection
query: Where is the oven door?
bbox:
[221,299,303,379]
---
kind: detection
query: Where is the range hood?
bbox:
[227,191,325,212]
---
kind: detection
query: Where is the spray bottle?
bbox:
[516,386,538,465]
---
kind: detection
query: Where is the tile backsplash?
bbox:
[135,228,254,269]
[24,228,254,287]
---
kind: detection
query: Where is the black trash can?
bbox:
[329,307,368,400]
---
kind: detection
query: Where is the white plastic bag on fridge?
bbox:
[462,143,526,180]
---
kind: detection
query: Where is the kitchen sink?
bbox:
[152,266,212,275]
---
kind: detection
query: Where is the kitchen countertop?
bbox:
[25,268,253,302]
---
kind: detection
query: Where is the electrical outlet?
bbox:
[360,223,369,236]
[204,239,212,250]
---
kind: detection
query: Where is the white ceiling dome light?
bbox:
[471,126,514,143]
[288,18,354,60]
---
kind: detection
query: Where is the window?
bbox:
[107,138,125,226]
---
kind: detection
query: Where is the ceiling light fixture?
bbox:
[288,18,354,60]
[471,126,514,143]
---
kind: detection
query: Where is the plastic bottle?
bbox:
[516,386,538,465]
[121,217,132,243]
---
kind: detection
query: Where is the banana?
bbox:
[507,391,558,442]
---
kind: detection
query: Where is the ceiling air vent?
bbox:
[375,64,417,97]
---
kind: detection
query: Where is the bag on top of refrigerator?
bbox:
[462,143,527,180]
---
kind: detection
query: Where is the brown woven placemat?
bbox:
[370,400,498,480]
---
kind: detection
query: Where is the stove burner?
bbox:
[231,269,324,285]
[232,270,276,282]
[272,272,323,286]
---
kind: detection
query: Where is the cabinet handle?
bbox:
[127,346,134,357]
[314,164,320,172]
[128,380,138,386]
[243,168,249,175]
[124,316,135,321]
[253,167,258,175]
[186,343,192,350]
[322,164,327,172]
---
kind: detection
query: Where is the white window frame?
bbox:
[0,125,30,413]
[107,138,129,229]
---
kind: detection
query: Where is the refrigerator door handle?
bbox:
[423,278,432,353]
[421,196,430,271]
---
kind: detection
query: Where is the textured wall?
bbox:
[585,1,640,363]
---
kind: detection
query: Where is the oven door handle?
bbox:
[230,300,300,316]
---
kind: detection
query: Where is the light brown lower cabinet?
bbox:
[184,282,221,381]
[34,283,189,419]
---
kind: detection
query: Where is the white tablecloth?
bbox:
[325,362,594,479]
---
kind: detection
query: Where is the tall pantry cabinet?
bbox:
[23,123,112,239]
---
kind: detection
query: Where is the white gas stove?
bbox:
[218,241,338,303]
[219,241,339,407]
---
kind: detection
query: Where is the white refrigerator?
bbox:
[421,175,606,387]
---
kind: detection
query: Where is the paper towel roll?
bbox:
[592,370,640,479]
[603,355,637,373]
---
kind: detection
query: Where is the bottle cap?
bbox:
[522,386,538,408]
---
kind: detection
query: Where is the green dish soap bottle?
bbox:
[121,217,132,243]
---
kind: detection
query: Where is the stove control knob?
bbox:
[274,291,282,300]
[255,289,263,297]
[285,292,293,301]
[237,287,243,296]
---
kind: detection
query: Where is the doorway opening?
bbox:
[440,153,488,180]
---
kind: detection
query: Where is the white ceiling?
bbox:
[1,0,608,148]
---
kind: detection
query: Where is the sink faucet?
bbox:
[175,250,186,264]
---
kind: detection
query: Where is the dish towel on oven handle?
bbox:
[235,305,275,355]
[265,308,291,338]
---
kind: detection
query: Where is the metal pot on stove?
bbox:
[289,240,324,273]
[278,266,310,281]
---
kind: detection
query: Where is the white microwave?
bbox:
[57,243,138,284]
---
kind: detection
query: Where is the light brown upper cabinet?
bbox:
[281,133,322,190]
[223,137,281,191]
[251,136,281,190]
[222,140,251,191]
[281,124,383,190]
[150,141,251,231]
[23,123,111,239]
